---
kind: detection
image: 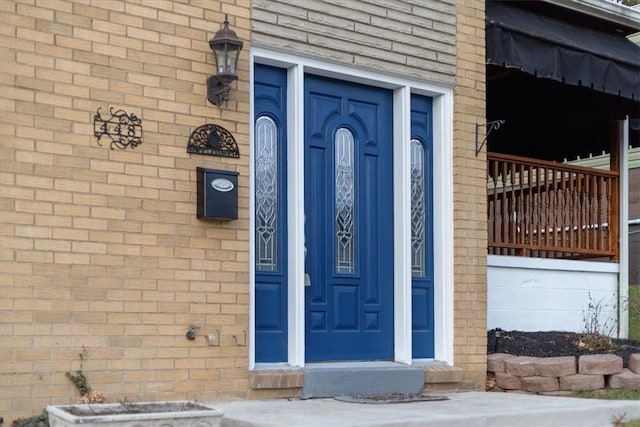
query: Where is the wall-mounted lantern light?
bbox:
[207,15,243,106]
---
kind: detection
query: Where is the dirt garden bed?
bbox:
[486,330,640,394]
[487,330,640,368]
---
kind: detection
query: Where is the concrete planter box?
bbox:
[46,401,223,427]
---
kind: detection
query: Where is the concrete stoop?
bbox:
[300,363,424,399]
[249,363,467,399]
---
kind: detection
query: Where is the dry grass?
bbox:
[574,389,640,400]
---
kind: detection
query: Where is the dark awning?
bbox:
[486,1,640,100]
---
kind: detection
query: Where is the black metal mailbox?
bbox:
[197,167,239,220]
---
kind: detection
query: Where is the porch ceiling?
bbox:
[487,67,640,162]
[486,1,640,101]
[486,1,640,162]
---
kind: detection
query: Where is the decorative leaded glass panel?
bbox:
[411,139,426,276]
[255,116,278,271]
[335,128,355,273]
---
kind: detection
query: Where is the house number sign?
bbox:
[94,107,143,150]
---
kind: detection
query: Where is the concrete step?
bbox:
[300,362,424,399]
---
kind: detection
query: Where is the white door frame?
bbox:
[249,47,454,369]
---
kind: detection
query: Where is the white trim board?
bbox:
[488,255,619,273]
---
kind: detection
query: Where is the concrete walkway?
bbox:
[211,391,640,427]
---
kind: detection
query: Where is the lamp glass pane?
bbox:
[226,48,239,74]
[215,48,227,74]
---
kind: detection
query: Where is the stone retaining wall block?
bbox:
[505,356,538,377]
[495,372,522,390]
[521,376,559,393]
[534,356,576,377]
[559,374,604,391]
[607,368,640,391]
[629,354,640,375]
[487,353,514,373]
[578,354,623,375]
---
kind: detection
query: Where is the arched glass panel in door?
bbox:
[255,116,278,272]
[411,138,426,277]
[335,127,355,274]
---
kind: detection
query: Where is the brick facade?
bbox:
[0,0,487,422]
[1,1,252,421]
[452,0,487,386]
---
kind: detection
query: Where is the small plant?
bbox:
[65,347,105,404]
[577,292,617,352]
[12,347,107,427]
[65,369,91,397]
[10,410,48,427]
[612,413,627,427]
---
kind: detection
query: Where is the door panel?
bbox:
[304,75,393,362]
[410,94,435,358]
[254,64,288,362]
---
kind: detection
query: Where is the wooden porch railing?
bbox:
[487,152,619,259]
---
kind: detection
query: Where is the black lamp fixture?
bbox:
[207,15,243,106]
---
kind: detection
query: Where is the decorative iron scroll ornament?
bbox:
[187,124,240,158]
[94,107,143,150]
[475,119,505,157]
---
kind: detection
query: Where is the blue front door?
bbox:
[304,75,394,362]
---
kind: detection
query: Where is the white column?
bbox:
[288,64,306,366]
[618,118,629,339]
[433,91,454,365]
[393,87,412,364]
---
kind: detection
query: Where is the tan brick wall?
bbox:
[452,0,488,387]
[0,0,251,421]
[1,0,489,421]
[251,0,457,86]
